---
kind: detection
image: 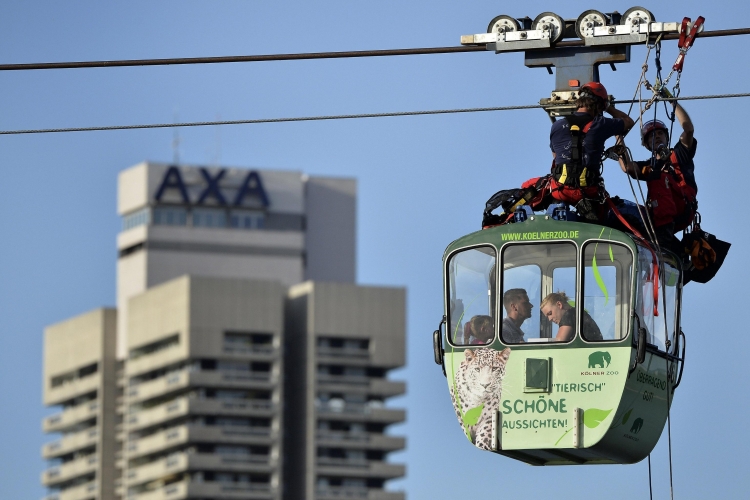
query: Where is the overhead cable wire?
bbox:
[2,92,749,136]
[0,28,748,71]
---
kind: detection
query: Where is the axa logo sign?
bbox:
[155,166,270,208]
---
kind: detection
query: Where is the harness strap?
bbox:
[556,115,595,188]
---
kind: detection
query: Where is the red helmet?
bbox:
[641,119,668,146]
[580,81,609,102]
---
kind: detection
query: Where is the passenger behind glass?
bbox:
[463,315,494,345]
[540,292,603,342]
[501,288,532,343]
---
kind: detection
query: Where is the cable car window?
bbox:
[447,246,497,346]
[582,242,633,341]
[635,246,680,352]
[501,243,577,343]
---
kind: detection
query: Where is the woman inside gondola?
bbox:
[540,291,602,341]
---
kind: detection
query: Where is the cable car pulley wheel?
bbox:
[576,10,608,39]
[487,15,521,34]
[533,12,565,43]
[620,6,655,33]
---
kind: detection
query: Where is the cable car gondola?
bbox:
[433,214,685,465]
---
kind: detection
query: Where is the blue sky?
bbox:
[1,1,749,498]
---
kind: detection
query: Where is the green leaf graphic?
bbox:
[621,409,633,425]
[592,254,610,306]
[608,244,614,262]
[583,408,612,429]
[463,404,485,427]
[554,427,574,446]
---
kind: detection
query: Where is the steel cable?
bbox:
[0,28,748,71]
[2,93,749,136]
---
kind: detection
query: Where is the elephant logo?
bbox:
[630,418,644,434]
[588,351,611,368]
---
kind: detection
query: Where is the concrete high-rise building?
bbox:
[42,309,119,500]
[285,283,406,500]
[41,163,406,500]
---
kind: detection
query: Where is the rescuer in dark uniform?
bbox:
[548,81,635,221]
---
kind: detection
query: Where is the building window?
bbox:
[153,207,187,226]
[224,332,274,353]
[229,210,265,230]
[50,363,98,388]
[193,208,227,228]
[122,208,150,230]
[129,334,179,360]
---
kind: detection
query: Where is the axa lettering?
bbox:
[502,396,568,415]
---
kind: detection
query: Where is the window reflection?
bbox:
[635,246,679,352]
[447,247,496,346]
[582,242,632,341]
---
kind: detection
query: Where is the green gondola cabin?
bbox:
[433,214,684,465]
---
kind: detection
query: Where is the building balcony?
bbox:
[42,480,97,500]
[127,347,187,378]
[132,480,274,500]
[316,346,370,362]
[316,377,405,398]
[41,454,98,487]
[127,424,274,459]
[126,452,273,487]
[222,344,280,361]
[127,398,276,431]
[128,370,275,404]
[315,405,405,425]
[45,374,100,406]
[315,459,405,480]
[42,428,98,459]
[315,432,405,452]
[43,402,99,433]
[315,487,405,500]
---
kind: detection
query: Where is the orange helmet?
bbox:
[580,81,608,102]
[641,119,668,146]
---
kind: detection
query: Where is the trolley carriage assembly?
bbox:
[460,7,704,119]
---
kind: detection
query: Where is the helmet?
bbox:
[641,119,668,146]
[579,81,609,102]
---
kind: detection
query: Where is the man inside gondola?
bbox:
[540,292,602,342]
[501,288,533,343]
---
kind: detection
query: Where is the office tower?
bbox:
[41,164,406,500]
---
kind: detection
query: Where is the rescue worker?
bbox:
[548,81,635,220]
[616,99,697,251]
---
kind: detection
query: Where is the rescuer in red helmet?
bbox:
[616,96,697,250]
[547,81,635,221]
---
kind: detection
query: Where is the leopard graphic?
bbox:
[449,347,511,451]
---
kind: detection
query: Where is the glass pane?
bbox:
[502,266,540,343]
[635,246,680,351]
[447,247,496,346]
[501,243,577,343]
[583,242,633,341]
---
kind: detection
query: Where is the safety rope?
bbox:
[624,27,698,500]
